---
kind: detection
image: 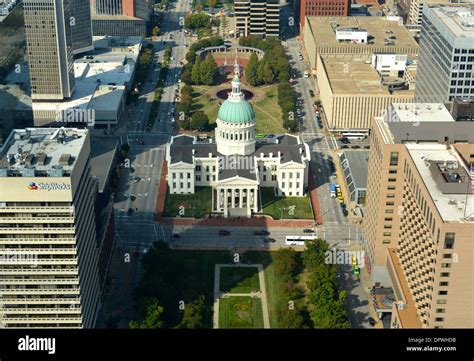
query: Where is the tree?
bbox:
[208,0,217,8]
[201,53,218,85]
[257,60,266,84]
[129,298,165,329]
[152,27,160,37]
[261,61,274,84]
[181,64,193,84]
[176,295,206,329]
[190,111,209,130]
[181,84,194,97]
[191,56,203,84]
[276,306,306,329]
[274,248,298,278]
[245,53,259,86]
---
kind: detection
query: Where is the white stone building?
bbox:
[166,76,311,218]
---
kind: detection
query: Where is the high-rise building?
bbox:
[299,0,349,30]
[91,0,152,37]
[235,0,280,38]
[408,0,451,27]
[364,103,474,328]
[70,0,94,54]
[415,5,474,104]
[23,0,75,101]
[0,128,101,328]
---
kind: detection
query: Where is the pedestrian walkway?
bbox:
[308,163,324,225]
[155,153,168,220]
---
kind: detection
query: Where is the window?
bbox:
[383,240,391,244]
[383,232,391,237]
[180,182,183,188]
[388,178,397,182]
[389,170,397,174]
[206,175,209,181]
[272,175,276,181]
[206,166,209,172]
[437,300,447,305]
[187,182,191,188]
[436,309,445,314]
[385,209,394,214]
[196,175,201,181]
[441,263,451,268]
[196,165,201,172]
[386,201,394,206]
[443,254,452,259]
[173,182,176,188]
[444,233,455,249]
[282,173,285,179]
[282,182,285,188]
[263,175,267,182]
[435,317,444,322]
[440,272,450,277]
[387,186,396,190]
[438,291,448,295]
[187,173,191,179]
[390,152,399,166]
[387,193,395,198]
[172,173,176,179]
[384,217,393,222]
[439,282,449,287]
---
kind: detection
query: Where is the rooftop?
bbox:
[319,56,414,95]
[90,138,118,193]
[428,5,474,38]
[407,143,474,222]
[306,16,418,49]
[340,151,369,190]
[0,128,89,177]
[377,103,474,144]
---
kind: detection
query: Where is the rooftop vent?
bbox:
[36,153,47,166]
[58,154,71,166]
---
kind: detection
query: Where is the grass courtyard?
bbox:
[192,84,285,134]
[261,187,314,220]
[163,186,212,218]
[220,266,260,294]
[219,296,264,328]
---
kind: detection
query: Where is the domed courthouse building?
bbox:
[166,76,311,218]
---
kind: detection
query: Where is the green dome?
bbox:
[218,99,255,124]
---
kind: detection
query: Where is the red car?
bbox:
[218,230,230,236]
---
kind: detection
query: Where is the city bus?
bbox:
[285,235,315,246]
[341,132,367,140]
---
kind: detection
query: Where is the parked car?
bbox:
[309,89,315,97]
[218,230,231,236]
[133,176,141,183]
[368,317,376,326]
[172,234,181,239]
[264,237,276,243]
[343,209,349,217]
[254,230,270,236]
[303,228,315,233]
[340,137,350,144]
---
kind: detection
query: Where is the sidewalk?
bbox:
[160,215,314,228]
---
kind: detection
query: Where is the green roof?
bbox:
[218,99,255,124]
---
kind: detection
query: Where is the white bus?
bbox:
[341,132,367,140]
[285,235,315,246]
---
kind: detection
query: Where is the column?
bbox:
[253,188,258,211]
[239,188,243,208]
[231,188,235,208]
[223,188,228,214]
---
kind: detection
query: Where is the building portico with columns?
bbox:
[166,75,311,218]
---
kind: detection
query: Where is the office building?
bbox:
[408,0,451,27]
[23,0,75,101]
[234,0,280,38]
[364,103,474,328]
[299,0,349,30]
[0,128,101,328]
[91,0,151,37]
[71,0,94,55]
[317,55,415,131]
[303,16,419,71]
[31,36,141,128]
[415,5,474,104]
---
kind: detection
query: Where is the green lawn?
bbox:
[219,296,264,328]
[220,266,260,294]
[163,186,212,218]
[192,84,285,134]
[253,86,285,134]
[261,187,314,220]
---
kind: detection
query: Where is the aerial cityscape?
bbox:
[0,0,473,356]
